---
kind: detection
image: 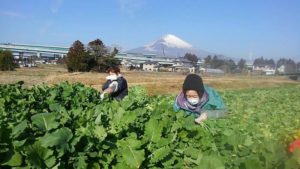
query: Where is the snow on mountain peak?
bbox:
[128,34,214,58]
[146,34,193,49]
[160,34,192,48]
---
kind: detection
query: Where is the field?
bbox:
[0,82,300,168]
[0,64,298,95]
[0,65,300,168]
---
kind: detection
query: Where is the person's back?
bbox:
[106,76,128,100]
[101,67,128,101]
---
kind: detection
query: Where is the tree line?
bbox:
[65,39,120,72]
[183,53,300,74]
[276,58,299,73]
[183,53,248,73]
[0,42,299,74]
[251,57,299,73]
[0,39,120,72]
[204,55,239,73]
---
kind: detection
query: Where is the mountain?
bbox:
[126,34,215,58]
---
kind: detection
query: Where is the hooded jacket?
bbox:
[173,85,227,118]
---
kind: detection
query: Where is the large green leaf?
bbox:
[2,151,22,167]
[74,155,88,169]
[13,139,27,148]
[11,120,28,137]
[150,146,171,163]
[144,119,162,143]
[110,107,138,133]
[198,155,225,169]
[244,158,264,169]
[117,138,144,168]
[184,147,203,161]
[39,127,73,152]
[31,113,60,131]
[25,141,56,168]
[93,125,107,141]
[122,147,144,168]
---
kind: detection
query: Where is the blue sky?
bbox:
[0,0,299,61]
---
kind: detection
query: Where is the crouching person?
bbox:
[173,74,227,124]
[101,67,128,101]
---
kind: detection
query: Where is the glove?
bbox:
[100,93,105,101]
[108,81,118,92]
[195,113,208,124]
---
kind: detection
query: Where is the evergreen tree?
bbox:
[66,40,91,72]
[238,58,246,70]
[0,50,16,71]
[184,53,198,66]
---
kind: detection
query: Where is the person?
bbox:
[173,74,227,124]
[101,67,128,101]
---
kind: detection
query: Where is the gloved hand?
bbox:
[100,93,105,101]
[195,112,208,124]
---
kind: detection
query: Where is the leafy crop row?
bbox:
[0,82,300,168]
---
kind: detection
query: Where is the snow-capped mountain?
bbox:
[127,34,215,58]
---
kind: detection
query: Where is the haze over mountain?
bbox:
[127,34,216,58]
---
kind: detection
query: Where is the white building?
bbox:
[253,65,275,71]
[172,63,195,73]
[277,65,285,73]
[142,61,159,71]
[264,69,276,75]
[253,64,276,75]
[204,68,225,75]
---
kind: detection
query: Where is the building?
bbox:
[253,62,275,75]
[172,63,195,73]
[264,69,276,75]
[204,68,225,75]
[277,62,299,74]
[277,65,285,74]
[253,64,275,71]
[0,43,68,67]
[142,61,160,71]
[197,59,205,67]
[0,43,68,59]
[252,57,276,75]
[245,63,253,71]
[116,52,173,70]
[116,52,203,73]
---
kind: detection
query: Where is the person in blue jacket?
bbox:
[173,74,227,124]
[101,67,128,101]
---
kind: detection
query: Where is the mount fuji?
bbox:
[127,34,216,58]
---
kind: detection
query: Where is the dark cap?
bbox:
[182,74,204,98]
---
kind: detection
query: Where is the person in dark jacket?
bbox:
[101,67,128,101]
[173,74,227,124]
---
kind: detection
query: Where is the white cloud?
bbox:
[117,0,146,16]
[0,11,23,18]
[50,0,64,14]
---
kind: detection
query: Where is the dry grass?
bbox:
[0,64,298,95]
[0,64,67,86]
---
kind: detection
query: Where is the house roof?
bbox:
[143,61,159,65]
[205,68,225,74]
[174,57,192,63]
[172,63,194,68]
